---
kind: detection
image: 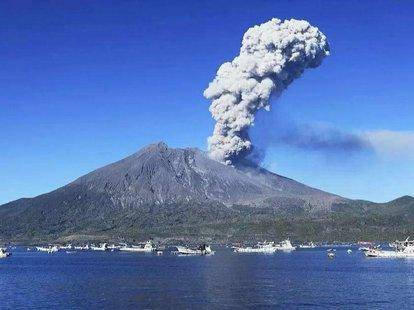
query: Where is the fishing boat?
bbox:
[358,241,373,252]
[234,240,296,253]
[0,248,11,258]
[299,242,316,249]
[175,244,214,255]
[36,246,59,253]
[46,246,59,253]
[107,244,120,252]
[327,249,336,258]
[74,245,90,250]
[91,243,108,251]
[274,239,296,251]
[233,241,277,253]
[119,241,154,253]
[365,237,414,258]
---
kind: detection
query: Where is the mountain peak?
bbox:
[139,141,169,153]
[153,141,169,150]
[388,195,414,205]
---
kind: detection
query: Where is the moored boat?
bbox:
[36,246,59,253]
[233,241,277,253]
[175,244,214,255]
[327,248,336,258]
[234,240,296,253]
[0,248,11,258]
[358,241,373,252]
[365,237,414,258]
[91,243,108,251]
[299,242,316,249]
[274,239,296,251]
[74,245,90,250]
[119,241,155,253]
[107,244,120,252]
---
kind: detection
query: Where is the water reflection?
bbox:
[1,246,413,308]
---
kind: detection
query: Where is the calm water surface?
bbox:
[1,246,413,309]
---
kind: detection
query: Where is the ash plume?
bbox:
[204,18,330,165]
[280,123,369,152]
[249,120,371,161]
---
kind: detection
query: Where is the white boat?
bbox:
[234,240,296,253]
[274,240,296,251]
[365,237,414,258]
[91,243,108,251]
[107,244,120,252]
[0,248,11,258]
[347,249,352,254]
[358,241,373,252]
[327,249,336,258]
[60,244,73,250]
[36,246,59,253]
[175,244,214,255]
[234,241,277,253]
[74,245,90,250]
[299,242,316,249]
[120,241,154,253]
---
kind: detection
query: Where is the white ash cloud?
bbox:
[204,18,330,165]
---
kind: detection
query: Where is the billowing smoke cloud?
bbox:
[204,18,330,165]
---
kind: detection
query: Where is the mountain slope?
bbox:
[0,142,412,243]
[70,142,343,208]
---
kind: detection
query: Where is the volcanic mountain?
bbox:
[0,142,412,243]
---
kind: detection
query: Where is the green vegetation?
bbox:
[1,198,412,244]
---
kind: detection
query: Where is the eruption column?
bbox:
[204,18,330,165]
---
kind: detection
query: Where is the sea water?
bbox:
[0,246,413,309]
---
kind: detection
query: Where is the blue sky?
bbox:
[1,0,414,204]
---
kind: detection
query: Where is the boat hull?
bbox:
[119,248,153,253]
[234,247,276,253]
[365,250,414,258]
[175,246,213,255]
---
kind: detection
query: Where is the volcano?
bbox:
[0,142,412,243]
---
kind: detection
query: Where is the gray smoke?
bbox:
[250,121,371,158]
[204,18,330,165]
[276,123,369,152]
